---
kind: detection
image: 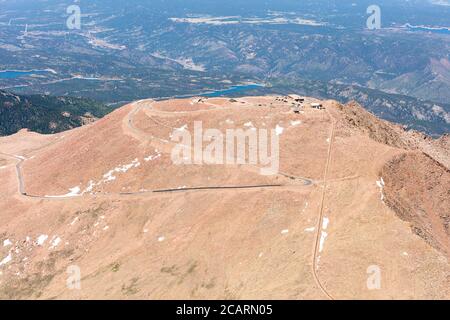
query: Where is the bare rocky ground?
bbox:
[0,96,448,299]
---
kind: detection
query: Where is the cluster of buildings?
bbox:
[287,95,324,113]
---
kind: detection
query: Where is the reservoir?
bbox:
[0,70,53,79]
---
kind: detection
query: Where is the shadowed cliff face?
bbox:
[382,152,450,257]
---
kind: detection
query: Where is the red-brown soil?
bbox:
[0,96,448,300]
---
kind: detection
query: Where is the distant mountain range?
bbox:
[0,0,448,136]
[1,81,449,138]
[264,78,450,137]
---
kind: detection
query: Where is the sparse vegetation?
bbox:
[111,262,120,273]
[121,277,140,295]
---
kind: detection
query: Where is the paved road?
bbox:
[0,99,313,199]
[0,151,302,199]
[127,99,315,186]
[0,152,26,196]
[0,98,347,299]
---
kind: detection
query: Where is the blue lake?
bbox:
[0,70,52,79]
[406,25,450,35]
[159,83,266,101]
[202,84,265,97]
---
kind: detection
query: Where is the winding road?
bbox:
[0,98,314,199]
[127,99,315,186]
[0,97,343,299]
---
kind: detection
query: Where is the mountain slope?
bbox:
[382,153,450,257]
[0,90,113,136]
[0,95,448,299]
[378,58,450,104]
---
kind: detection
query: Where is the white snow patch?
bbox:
[83,180,96,193]
[376,177,385,202]
[103,171,116,182]
[3,239,12,247]
[69,217,79,226]
[322,217,330,230]
[376,177,385,188]
[66,186,81,197]
[115,159,141,173]
[176,124,188,131]
[301,202,309,213]
[319,231,328,253]
[0,253,12,266]
[98,159,141,185]
[144,150,162,162]
[46,186,81,198]
[275,124,284,136]
[50,237,61,249]
[36,234,48,246]
[79,158,143,195]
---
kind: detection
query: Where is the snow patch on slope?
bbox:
[319,231,328,253]
[45,186,81,198]
[0,253,12,266]
[319,217,330,253]
[376,177,385,202]
[144,150,161,162]
[275,124,284,136]
[36,234,48,246]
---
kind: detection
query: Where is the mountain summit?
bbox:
[0,95,448,299]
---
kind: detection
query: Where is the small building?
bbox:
[288,95,305,103]
[311,103,324,109]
